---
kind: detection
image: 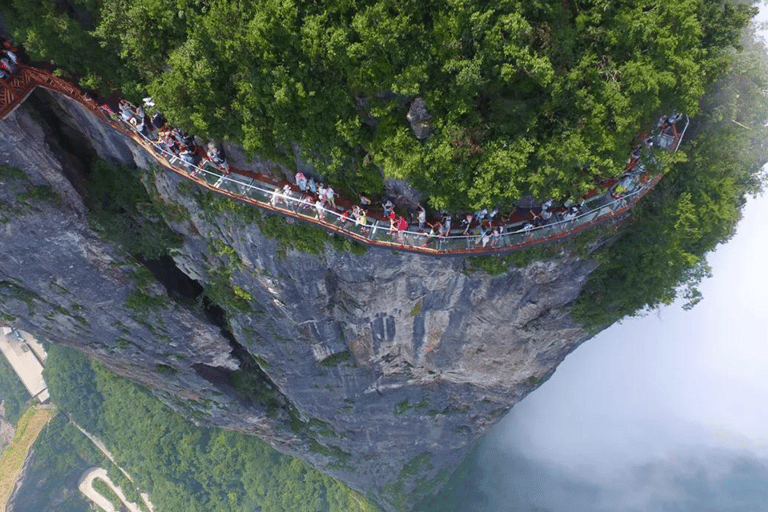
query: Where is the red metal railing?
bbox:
[0,65,680,257]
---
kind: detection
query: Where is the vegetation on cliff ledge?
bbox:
[2,0,756,209]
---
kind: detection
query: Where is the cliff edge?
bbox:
[0,88,599,511]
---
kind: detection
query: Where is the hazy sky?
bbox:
[450,9,768,511]
[470,188,768,512]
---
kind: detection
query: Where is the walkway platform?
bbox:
[0,328,48,403]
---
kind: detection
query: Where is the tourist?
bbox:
[387,210,396,231]
[441,214,452,236]
[270,187,281,207]
[152,111,166,130]
[325,186,336,210]
[0,56,17,76]
[315,198,325,220]
[179,147,198,174]
[206,143,229,175]
[521,222,535,239]
[3,47,18,66]
[417,204,426,230]
[299,194,313,211]
[474,224,490,247]
[119,100,135,123]
[461,213,473,235]
[490,227,502,248]
[317,183,326,203]
[135,118,150,139]
[426,221,441,245]
[396,215,408,233]
[429,220,443,238]
[356,209,368,233]
[382,198,394,217]
[160,130,179,155]
[295,172,307,192]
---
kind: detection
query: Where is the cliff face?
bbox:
[0,88,598,510]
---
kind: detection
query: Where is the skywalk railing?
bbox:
[0,64,673,257]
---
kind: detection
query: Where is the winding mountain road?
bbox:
[78,467,149,512]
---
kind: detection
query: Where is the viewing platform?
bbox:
[0,64,688,257]
[0,327,48,403]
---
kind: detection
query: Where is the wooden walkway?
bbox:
[0,65,682,257]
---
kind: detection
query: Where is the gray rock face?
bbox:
[0,88,599,511]
[406,97,433,140]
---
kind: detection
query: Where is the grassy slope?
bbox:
[0,406,57,511]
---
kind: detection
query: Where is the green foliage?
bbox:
[15,185,61,208]
[394,399,411,416]
[330,235,368,255]
[92,478,129,512]
[0,165,25,181]
[43,344,103,433]
[412,451,475,512]
[2,0,756,209]
[319,350,353,368]
[105,466,150,512]
[86,160,183,260]
[43,344,380,512]
[0,282,40,313]
[125,290,166,313]
[154,364,176,376]
[11,414,105,512]
[203,269,254,316]
[0,350,32,425]
[229,360,281,416]
[464,256,513,276]
[383,453,434,510]
[573,31,768,327]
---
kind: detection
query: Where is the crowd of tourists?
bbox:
[106,93,651,249]
[105,97,230,177]
[0,33,676,252]
[0,41,20,80]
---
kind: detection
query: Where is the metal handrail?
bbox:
[0,64,674,257]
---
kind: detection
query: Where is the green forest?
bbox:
[0,346,31,425]
[571,24,768,326]
[1,0,757,209]
[41,343,380,512]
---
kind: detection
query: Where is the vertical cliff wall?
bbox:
[0,88,599,511]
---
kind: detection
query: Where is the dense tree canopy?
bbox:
[1,0,757,208]
[572,26,768,326]
[43,344,380,512]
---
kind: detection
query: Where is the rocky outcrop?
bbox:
[406,97,432,140]
[0,87,598,511]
